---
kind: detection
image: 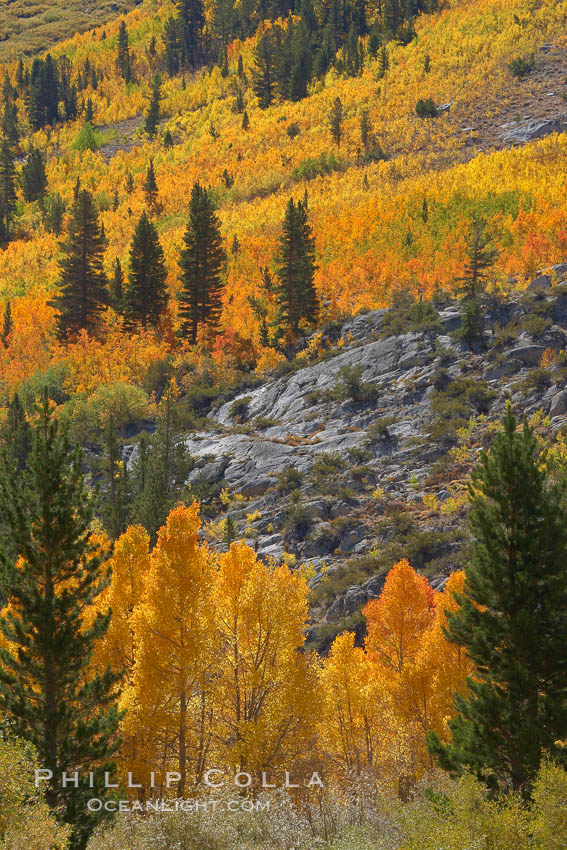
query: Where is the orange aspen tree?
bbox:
[363,559,435,674]
[122,503,217,796]
[213,542,315,781]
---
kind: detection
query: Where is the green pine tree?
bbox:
[328,96,343,147]
[275,196,318,334]
[428,406,567,795]
[1,299,12,347]
[20,147,47,204]
[110,256,124,310]
[54,189,109,338]
[100,418,131,540]
[116,20,132,83]
[456,217,498,345]
[0,137,17,244]
[0,393,123,848]
[252,31,276,109]
[179,182,226,343]
[144,74,162,138]
[143,158,159,210]
[1,392,31,472]
[124,211,168,330]
[132,385,191,543]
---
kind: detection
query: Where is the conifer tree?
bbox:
[116,20,132,83]
[110,257,124,310]
[163,128,174,149]
[457,217,498,345]
[0,394,122,847]
[20,147,47,204]
[275,196,318,334]
[144,75,161,138]
[124,211,168,330]
[179,182,226,342]
[100,419,131,541]
[241,109,250,130]
[132,382,191,543]
[1,299,12,347]
[163,16,181,77]
[54,189,109,338]
[143,158,159,210]
[43,192,66,235]
[428,406,567,794]
[1,393,31,473]
[252,31,276,109]
[328,96,343,147]
[0,136,16,244]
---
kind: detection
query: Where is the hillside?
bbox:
[1,0,567,398]
[0,0,136,62]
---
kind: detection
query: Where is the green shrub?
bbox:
[336,364,378,403]
[229,395,252,422]
[62,383,149,444]
[508,53,535,78]
[276,465,304,492]
[415,97,437,118]
[287,122,300,138]
[73,121,101,152]
[365,416,398,442]
[291,151,344,182]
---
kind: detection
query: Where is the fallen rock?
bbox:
[502,117,567,145]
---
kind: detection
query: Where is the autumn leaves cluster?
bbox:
[2,0,567,405]
[91,503,470,794]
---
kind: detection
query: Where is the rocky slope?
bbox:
[131,270,567,649]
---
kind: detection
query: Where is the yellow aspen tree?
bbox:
[317,631,388,781]
[213,543,315,781]
[123,503,217,796]
[92,524,150,683]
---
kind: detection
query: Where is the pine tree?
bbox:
[20,147,47,204]
[143,158,159,210]
[241,109,250,130]
[252,31,276,109]
[43,192,66,235]
[0,394,122,847]
[54,189,109,338]
[179,182,226,343]
[220,45,229,77]
[116,20,132,83]
[457,217,498,345]
[238,54,244,78]
[163,16,181,77]
[163,128,174,149]
[177,0,205,69]
[144,75,161,138]
[328,96,343,147]
[0,137,16,244]
[1,392,31,472]
[124,211,168,330]
[110,257,124,309]
[428,406,567,795]
[459,216,498,300]
[1,299,12,347]
[275,196,318,334]
[100,419,131,540]
[360,108,372,151]
[132,383,191,543]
